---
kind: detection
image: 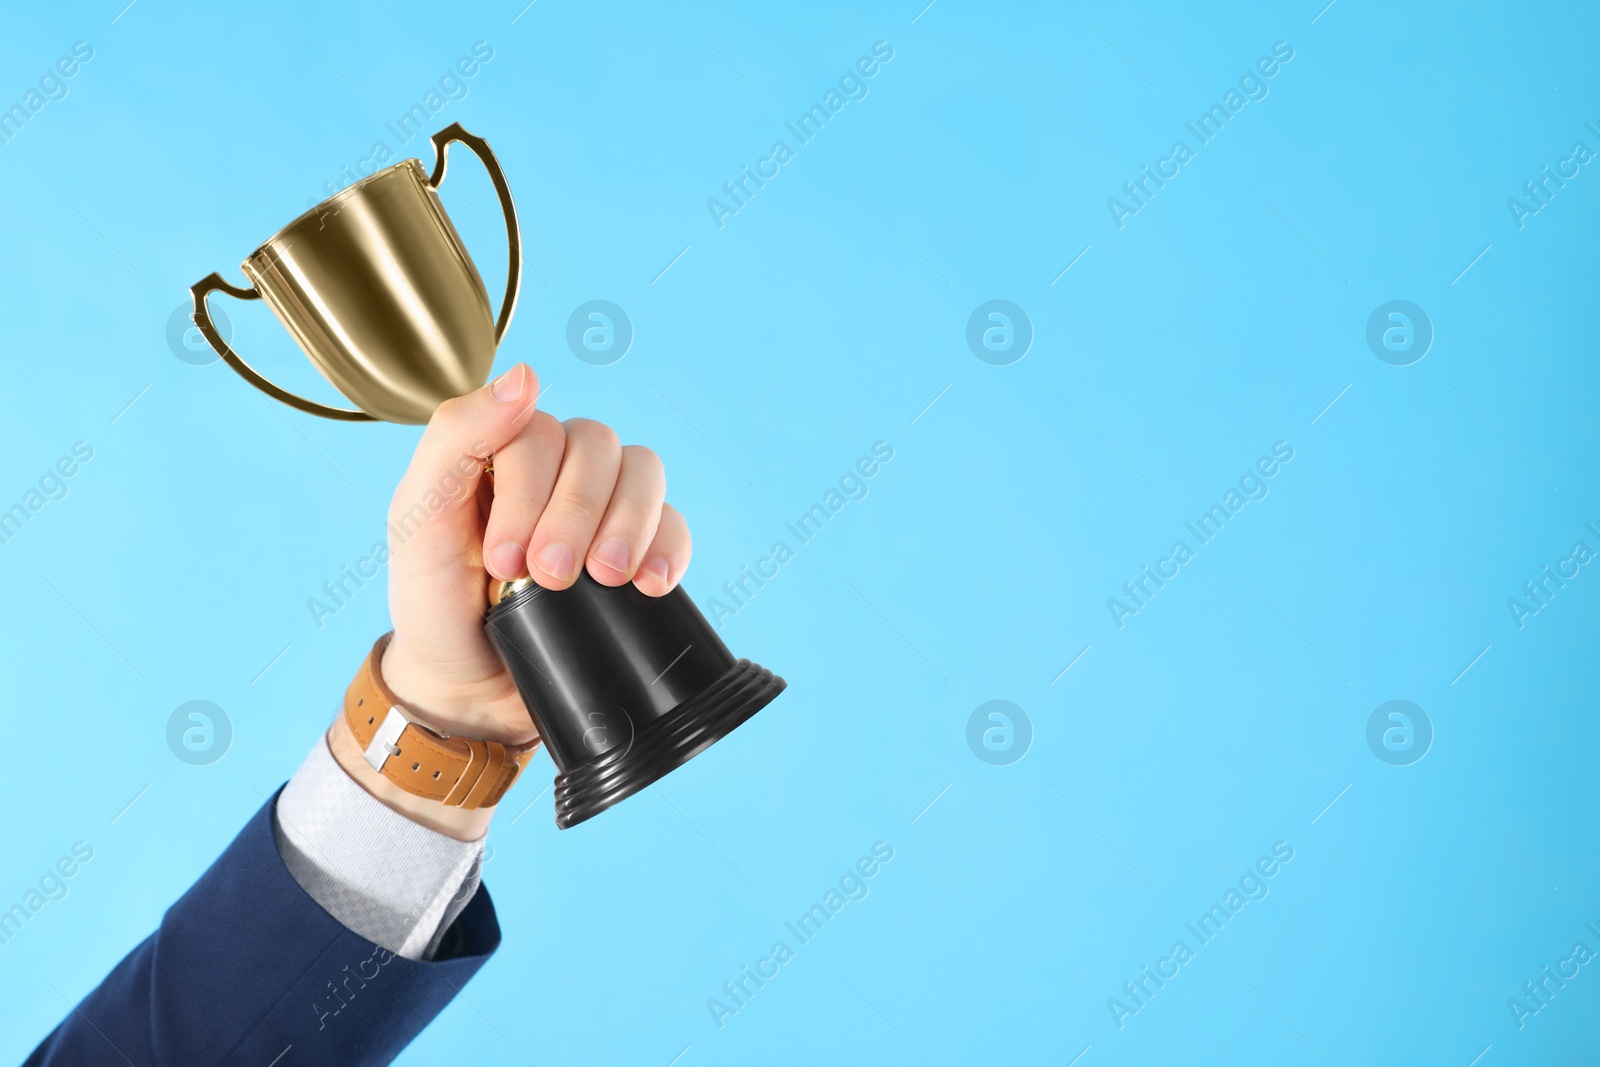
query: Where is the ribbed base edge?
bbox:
[553,659,784,829]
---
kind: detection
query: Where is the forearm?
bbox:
[25,785,500,1067]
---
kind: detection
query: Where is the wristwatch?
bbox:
[342,633,539,809]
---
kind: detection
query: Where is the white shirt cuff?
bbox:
[271,733,484,960]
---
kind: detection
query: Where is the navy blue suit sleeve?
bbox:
[25,789,500,1066]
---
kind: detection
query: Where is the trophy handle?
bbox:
[189,273,378,421]
[427,123,522,346]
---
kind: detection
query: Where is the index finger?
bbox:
[388,363,541,535]
[388,364,540,547]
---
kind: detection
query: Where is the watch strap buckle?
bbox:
[362,705,414,774]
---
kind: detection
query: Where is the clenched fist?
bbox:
[328,363,691,837]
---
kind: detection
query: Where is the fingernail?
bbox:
[591,537,631,575]
[488,541,526,579]
[491,364,525,403]
[534,542,575,582]
[640,556,670,586]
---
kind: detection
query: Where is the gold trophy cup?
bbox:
[191,124,784,828]
[192,123,518,423]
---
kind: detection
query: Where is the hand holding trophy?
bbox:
[192,124,783,828]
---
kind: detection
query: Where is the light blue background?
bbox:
[2,1,1598,1064]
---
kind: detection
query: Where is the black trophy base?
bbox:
[484,572,786,830]
[553,658,783,829]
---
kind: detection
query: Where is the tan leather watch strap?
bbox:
[343,633,538,810]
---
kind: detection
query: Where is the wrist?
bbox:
[326,713,495,842]
[329,632,537,841]
[381,635,534,746]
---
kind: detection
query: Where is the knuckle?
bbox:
[500,480,548,515]
[607,500,658,535]
[528,410,565,445]
[549,491,599,528]
[564,417,620,453]
[622,443,663,477]
[432,394,468,425]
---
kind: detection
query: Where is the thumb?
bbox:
[387,363,540,548]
